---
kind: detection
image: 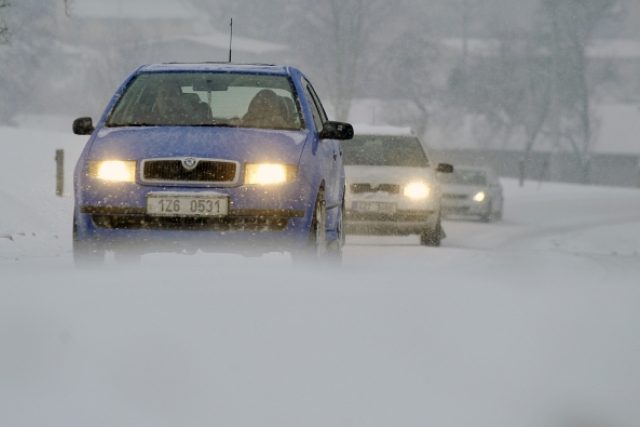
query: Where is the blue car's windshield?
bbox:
[106,72,303,130]
[342,135,430,167]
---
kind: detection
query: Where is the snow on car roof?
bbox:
[352,124,415,136]
[140,63,291,75]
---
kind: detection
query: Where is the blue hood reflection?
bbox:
[88,126,310,166]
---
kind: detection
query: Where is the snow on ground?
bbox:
[2,125,640,427]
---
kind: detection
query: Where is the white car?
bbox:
[439,166,504,222]
[342,126,453,246]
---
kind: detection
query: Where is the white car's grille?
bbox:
[442,193,469,200]
[350,183,400,194]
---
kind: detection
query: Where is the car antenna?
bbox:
[228,18,233,63]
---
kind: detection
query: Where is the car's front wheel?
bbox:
[326,196,344,263]
[480,201,494,222]
[420,214,443,247]
[293,188,342,263]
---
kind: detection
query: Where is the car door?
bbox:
[302,79,342,209]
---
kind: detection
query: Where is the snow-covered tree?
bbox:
[0,0,64,123]
[382,31,442,138]
[542,0,618,183]
[0,0,9,44]
[288,0,389,121]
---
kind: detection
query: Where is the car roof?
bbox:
[138,63,294,75]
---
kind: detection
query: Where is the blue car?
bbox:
[72,63,353,263]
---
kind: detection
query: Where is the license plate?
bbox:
[352,201,396,214]
[147,193,228,217]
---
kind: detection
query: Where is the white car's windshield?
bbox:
[107,72,303,130]
[439,170,488,185]
[342,135,429,167]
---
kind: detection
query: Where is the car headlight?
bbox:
[473,191,486,202]
[88,160,136,183]
[245,163,296,185]
[403,181,430,200]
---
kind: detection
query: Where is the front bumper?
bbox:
[344,209,436,235]
[441,199,490,217]
[74,180,314,253]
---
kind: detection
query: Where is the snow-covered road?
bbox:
[2,126,640,427]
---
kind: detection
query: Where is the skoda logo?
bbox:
[182,157,198,170]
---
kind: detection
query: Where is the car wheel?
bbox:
[495,205,503,221]
[311,188,328,256]
[326,198,344,264]
[496,200,504,221]
[292,188,334,263]
[480,202,493,223]
[420,215,442,247]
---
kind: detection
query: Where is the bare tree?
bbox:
[290,0,388,121]
[382,31,442,137]
[542,0,617,183]
[0,0,69,123]
[0,0,9,44]
[453,30,541,150]
[63,0,72,17]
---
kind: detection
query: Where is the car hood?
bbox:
[87,126,310,165]
[345,165,435,185]
[441,184,487,195]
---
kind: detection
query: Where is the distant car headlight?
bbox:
[88,160,136,183]
[473,191,486,202]
[245,163,296,185]
[403,181,430,200]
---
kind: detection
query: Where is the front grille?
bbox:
[142,159,237,183]
[442,193,469,200]
[92,214,289,232]
[351,183,400,194]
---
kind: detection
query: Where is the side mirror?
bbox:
[319,121,354,140]
[436,163,454,174]
[73,117,95,135]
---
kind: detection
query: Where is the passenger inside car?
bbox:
[181,93,213,124]
[242,89,289,129]
[152,84,187,124]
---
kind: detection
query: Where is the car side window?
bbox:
[303,79,326,132]
[305,81,329,123]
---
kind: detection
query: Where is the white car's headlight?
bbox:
[403,181,430,200]
[245,163,296,185]
[88,160,136,183]
[473,191,486,202]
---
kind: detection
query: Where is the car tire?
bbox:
[496,200,504,221]
[420,215,442,247]
[326,197,344,264]
[480,202,493,223]
[293,188,340,264]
